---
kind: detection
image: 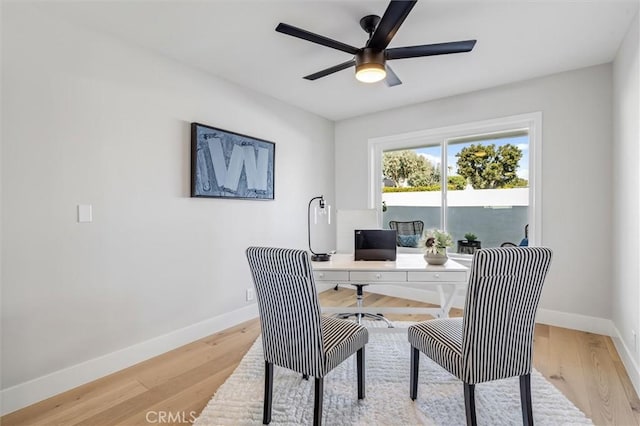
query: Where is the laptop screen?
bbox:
[354,229,397,261]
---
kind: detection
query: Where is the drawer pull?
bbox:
[434,273,440,278]
[376,273,381,279]
[318,273,324,278]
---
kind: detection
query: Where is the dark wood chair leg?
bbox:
[357,347,365,399]
[313,377,324,426]
[464,382,477,426]
[263,361,273,425]
[410,346,419,400]
[520,374,534,426]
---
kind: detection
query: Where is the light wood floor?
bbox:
[3,289,639,425]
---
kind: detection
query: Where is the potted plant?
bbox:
[464,232,477,242]
[421,229,453,265]
[457,232,482,254]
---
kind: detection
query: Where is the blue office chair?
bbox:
[501,224,529,247]
[389,220,424,247]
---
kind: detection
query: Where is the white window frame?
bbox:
[367,112,543,247]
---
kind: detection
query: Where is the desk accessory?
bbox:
[308,195,331,261]
[354,229,397,261]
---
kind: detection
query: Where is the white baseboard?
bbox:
[0,304,259,416]
[535,308,615,336]
[316,283,335,292]
[611,325,640,398]
[366,285,615,336]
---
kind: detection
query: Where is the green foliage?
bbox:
[455,143,523,189]
[383,185,436,193]
[464,233,477,241]
[408,163,440,187]
[383,150,438,187]
[448,175,467,190]
[503,177,529,188]
[382,177,465,193]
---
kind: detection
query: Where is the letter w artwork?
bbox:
[191,123,275,200]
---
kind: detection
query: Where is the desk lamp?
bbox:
[308,195,331,261]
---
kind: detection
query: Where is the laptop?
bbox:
[354,229,397,261]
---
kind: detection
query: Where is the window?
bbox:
[368,113,541,254]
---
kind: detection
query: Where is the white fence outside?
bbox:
[382,188,529,249]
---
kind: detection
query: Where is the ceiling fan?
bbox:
[275,0,476,87]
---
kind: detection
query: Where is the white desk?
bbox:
[312,253,468,320]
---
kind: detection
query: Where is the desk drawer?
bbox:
[408,271,467,282]
[314,271,349,282]
[349,271,407,282]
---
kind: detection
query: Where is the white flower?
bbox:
[421,229,453,255]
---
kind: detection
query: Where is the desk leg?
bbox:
[437,284,462,318]
[437,285,446,318]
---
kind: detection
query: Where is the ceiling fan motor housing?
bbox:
[355,48,386,83]
[356,48,385,69]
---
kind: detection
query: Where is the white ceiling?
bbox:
[37,0,638,121]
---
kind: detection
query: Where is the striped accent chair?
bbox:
[246,247,369,426]
[408,247,553,426]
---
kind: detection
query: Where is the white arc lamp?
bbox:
[308,195,331,261]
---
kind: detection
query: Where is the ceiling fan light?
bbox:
[355,48,386,83]
[355,63,386,83]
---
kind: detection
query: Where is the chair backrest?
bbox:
[461,247,552,384]
[389,220,424,236]
[389,220,424,247]
[246,247,324,377]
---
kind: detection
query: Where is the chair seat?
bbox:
[321,316,368,374]
[408,318,464,379]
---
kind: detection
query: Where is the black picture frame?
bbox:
[191,122,275,200]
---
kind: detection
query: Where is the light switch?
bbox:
[77,204,92,223]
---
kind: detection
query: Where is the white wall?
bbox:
[612,11,640,392]
[335,64,613,321]
[1,2,334,408]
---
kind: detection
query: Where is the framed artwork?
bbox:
[191,122,275,200]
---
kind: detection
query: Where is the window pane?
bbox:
[446,134,529,251]
[380,133,530,252]
[381,145,442,244]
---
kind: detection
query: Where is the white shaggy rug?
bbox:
[194,323,592,425]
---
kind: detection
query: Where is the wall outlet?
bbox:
[246,288,255,302]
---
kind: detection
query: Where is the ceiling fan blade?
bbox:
[303,59,356,80]
[367,0,417,50]
[386,40,477,60]
[276,23,360,55]
[385,64,402,87]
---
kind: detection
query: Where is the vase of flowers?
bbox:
[421,229,453,265]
